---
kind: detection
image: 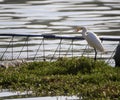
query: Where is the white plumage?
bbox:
[85,32,104,52]
[76,26,104,60]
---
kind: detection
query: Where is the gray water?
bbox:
[0,0,120,99]
[0,0,120,35]
[0,0,120,60]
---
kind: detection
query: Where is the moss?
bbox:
[0,57,120,99]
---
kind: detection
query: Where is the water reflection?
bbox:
[0,0,119,59]
[0,0,119,56]
[0,0,120,35]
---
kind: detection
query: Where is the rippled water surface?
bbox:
[0,0,120,35]
[0,0,120,99]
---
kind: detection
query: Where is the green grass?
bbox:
[0,57,120,99]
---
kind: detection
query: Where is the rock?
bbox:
[0,63,6,68]
[0,59,26,68]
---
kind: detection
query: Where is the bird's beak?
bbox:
[75,27,82,32]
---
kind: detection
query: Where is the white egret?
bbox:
[75,26,104,60]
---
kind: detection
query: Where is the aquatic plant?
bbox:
[0,57,119,99]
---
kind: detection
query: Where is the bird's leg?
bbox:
[82,44,88,56]
[94,48,97,61]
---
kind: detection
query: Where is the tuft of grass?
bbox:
[0,57,120,99]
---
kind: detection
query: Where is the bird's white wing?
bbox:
[85,32,104,52]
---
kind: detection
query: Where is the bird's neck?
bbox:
[81,27,87,38]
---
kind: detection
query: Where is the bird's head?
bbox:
[74,26,84,32]
[74,26,87,37]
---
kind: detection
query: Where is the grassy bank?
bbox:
[0,57,120,99]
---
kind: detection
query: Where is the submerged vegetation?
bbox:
[0,57,120,99]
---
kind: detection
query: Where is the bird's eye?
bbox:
[76,27,80,32]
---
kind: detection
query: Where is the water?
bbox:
[0,0,120,35]
[0,90,80,100]
[0,0,120,99]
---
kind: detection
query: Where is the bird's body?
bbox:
[76,26,104,60]
[85,32,104,52]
